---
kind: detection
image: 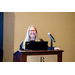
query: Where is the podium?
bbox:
[13,50,64,62]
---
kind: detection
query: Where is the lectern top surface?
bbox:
[17,50,64,53]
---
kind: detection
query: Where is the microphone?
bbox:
[48,33,55,42]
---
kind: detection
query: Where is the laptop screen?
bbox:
[25,41,48,50]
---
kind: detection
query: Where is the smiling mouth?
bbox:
[30,33,36,35]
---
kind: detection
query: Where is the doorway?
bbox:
[0,12,3,62]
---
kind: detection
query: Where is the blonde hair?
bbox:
[22,25,38,49]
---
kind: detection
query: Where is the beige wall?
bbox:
[3,12,15,62]
[3,12,75,62]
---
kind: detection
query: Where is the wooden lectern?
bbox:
[13,50,63,62]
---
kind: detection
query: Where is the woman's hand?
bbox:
[54,47,60,50]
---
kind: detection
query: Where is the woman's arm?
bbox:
[19,41,24,50]
[47,47,60,50]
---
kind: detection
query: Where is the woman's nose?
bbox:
[32,31,34,33]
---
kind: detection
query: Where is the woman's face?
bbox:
[29,27,37,38]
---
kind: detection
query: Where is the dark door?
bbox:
[0,12,3,62]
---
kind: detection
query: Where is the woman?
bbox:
[19,25,38,50]
[19,25,60,50]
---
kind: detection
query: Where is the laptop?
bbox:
[25,41,48,50]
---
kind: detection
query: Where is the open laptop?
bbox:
[25,41,48,50]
